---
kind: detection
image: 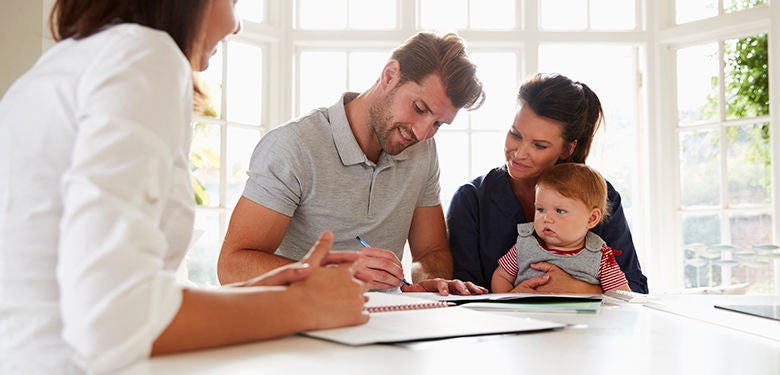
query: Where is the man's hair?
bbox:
[537,163,610,223]
[518,73,604,163]
[390,32,485,111]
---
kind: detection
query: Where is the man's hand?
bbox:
[401,278,489,296]
[327,246,406,290]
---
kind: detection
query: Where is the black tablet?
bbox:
[714,304,780,322]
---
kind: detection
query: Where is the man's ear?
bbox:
[586,208,602,229]
[379,60,401,91]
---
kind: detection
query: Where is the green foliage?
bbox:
[724,34,769,119]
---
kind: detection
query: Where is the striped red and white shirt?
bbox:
[497,242,628,291]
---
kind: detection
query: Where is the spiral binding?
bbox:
[367,300,451,313]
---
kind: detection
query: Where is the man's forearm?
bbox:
[411,249,453,281]
[217,249,294,285]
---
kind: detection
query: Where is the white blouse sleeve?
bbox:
[56,26,194,373]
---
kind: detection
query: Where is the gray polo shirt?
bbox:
[243,92,441,261]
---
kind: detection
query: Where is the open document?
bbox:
[301,292,565,345]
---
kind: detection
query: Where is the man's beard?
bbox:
[368,87,415,155]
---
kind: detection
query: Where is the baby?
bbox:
[492,163,631,293]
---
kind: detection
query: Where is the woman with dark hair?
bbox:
[0,1,367,373]
[447,73,649,294]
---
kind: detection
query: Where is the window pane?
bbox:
[676,0,717,24]
[299,0,347,29]
[469,52,517,131]
[470,131,506,180]
[540,0,586,30]
[197,44,223,118]
[716,213,774,294]
[436,132,469,210]
[226,41,262,124]
[419,0,467,30]
[191,122,221,207]
[226,127,261,210]
[729,213,774,293]
[590,0,635,30]
[727,123,771,206]
[182,212,221,287]
[298,52,347,116]
[349,0,396,29]
[539,44,639,222]
[682,214,722,288]
[470,0,516,29]
[679,129,720,208]
[349,52,389,92]
[724,34,769,120]
[677,43,719,124]
[724,0,767,13]
[237,0,264,23]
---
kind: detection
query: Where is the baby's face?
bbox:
[533,185,598,251]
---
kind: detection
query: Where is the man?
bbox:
[218,32,486,295]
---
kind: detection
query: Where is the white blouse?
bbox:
[0,24,194,374]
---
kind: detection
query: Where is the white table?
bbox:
[123,294,780,375]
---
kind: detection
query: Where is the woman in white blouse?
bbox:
[0,1,368,373]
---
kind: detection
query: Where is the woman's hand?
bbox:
[231,231,361,288]
[514,262,602,294]
[287,231,369,329]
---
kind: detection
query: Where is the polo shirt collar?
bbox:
[328,92,412,167]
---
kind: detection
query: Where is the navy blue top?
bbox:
[446,166,649,293]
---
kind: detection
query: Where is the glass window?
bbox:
[540,0,636,31]
[298,51,347,115]
[539,44,640,228]
[679,128,720,208]
[419,0,468,30]
[724,35,769,120]
[470,0,516,29]
[726,123,771,207]
[676,43,719,125]
[676,0,717,24]
[540,0,587,30]
[676,0,767,24]
[184,7,268,287]
[298,0,397,29]
[436,51,517,210]
[724,0,767,14]
[226,41,263,125]
[298,0,347,29]
[675,32,773,293]
[419,0,515,30]
[237,0,264,24]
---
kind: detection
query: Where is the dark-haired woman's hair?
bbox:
[517,73,604,163]
[49,0,212,113]
[49,0,209,59]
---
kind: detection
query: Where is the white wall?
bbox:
[0,0,52,96]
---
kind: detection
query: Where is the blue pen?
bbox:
[355,235,412,286]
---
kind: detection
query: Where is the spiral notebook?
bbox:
[365,291,453,313]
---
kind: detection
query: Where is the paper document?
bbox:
[302,292,565,345]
